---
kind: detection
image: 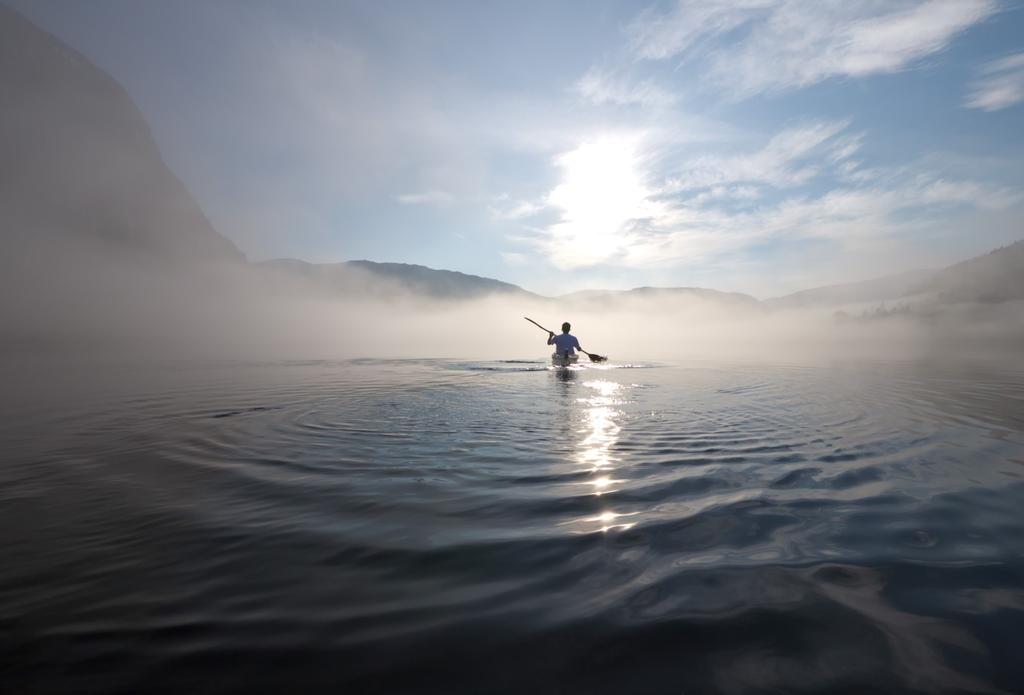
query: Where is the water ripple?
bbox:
[2,358,1024,692]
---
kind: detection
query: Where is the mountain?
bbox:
[347,260,538,300]
[913,240,1024,304]
[766,242,1024,311]
[256,259,540,301]
[0,3,242,264]
[259,243,1024,309]
[257,259,769,307]
[1,4,246,348]
[764,269,936,310]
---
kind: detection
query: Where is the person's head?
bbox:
[561,322,571,333]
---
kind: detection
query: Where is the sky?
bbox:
[10,0,1024,298]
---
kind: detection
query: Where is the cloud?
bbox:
[396,190,454,206]
[500,251,529,266]
[488,194,547,221]
[965,52,1024,111]
[628,0,774,61]
[686,184,763,206]
[618,175,1020,270]
[628,0,999,98]
[516,122,1020,273]
[574,68,678,107]
[661,120,854,192]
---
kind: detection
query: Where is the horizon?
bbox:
[7,0,1024,298]
[255,234,1024,301]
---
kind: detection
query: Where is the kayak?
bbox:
[551,352,579,367]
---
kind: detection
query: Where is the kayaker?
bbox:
[547,322,582,358]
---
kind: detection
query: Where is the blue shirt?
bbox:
[548,332,581,354]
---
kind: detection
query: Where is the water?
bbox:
[2,357,1024,693]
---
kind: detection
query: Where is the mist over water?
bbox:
[6,245,1024,364]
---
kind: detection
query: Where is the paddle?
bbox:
[523,317,608,362]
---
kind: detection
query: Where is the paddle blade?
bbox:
[588,353,608,363]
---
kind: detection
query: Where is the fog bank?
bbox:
[5,241,1023,367]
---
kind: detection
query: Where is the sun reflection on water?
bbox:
[570,379,635,533]
[584,509,639,533]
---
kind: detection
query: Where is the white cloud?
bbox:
[618,175,1020,269]
[515,123,1019,272]
[628,0,775,61]
[915,178,1022,210]
[965,52,1024,111]
[628,0,999,98]
[395,190,454,206]
[686,184,763,206]
[662,120,854,192]
[574,68,678,107]
[488,194,547,221]
[501,251,529,266]
[828,133,866,164]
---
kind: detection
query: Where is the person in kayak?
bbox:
[547,322,582,358]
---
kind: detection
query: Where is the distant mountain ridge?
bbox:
[766,241,1024,310]
[310,243,1024,308]
[256,258,765,305]
[764,269,936,310]
[257,258,540,301]
[915,240,1024,304]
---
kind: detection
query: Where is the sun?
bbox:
[545,135,652,268]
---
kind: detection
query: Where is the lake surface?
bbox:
[2,357,1024,693]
